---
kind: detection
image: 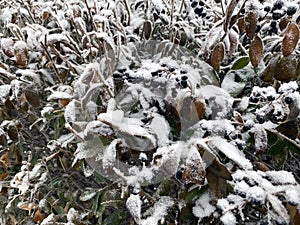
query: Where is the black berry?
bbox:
[273,0,284,10]
[118,67,127,73]
[194,7,203,16]
[168,67,176,72]
[151,71,159,77]
[270,21,277,28]
[181,75,188,80]
[256,115,265,124]
[267,95,275,101]
[191,1,198,8]
[113,72,121,78]
[272,11,282,20]
[180,69,187,74]
[180,80,188,88]
[285,96,293,104]
[249,96,259,103]
[264,6,271,12]
[286,6,297,16]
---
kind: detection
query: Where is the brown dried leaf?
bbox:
[182,147,206,185]
[211,42,225,72]
[287,203,300,225]
[249,34,263,67]
[33,209,47,223]
[237,17,245,33]
[143,20,152,40]
[223,0,238,32]
[279,17,291,31]
[274,55,298,81]
[25,90,40,107]
[245,10,258,40]
[1,38,14,58]
[282,23,300,57]
[14,41,28,67]
[192,96,206,119]
[261,54,281,82]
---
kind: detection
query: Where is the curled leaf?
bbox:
[211,42,225,72]
[249,34,263,67]
[282,22,299,57]
[223,0,238,32]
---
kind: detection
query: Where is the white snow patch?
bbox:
[246,186,266,205]
[220,211,236,225]
[266,171,297,185]
[126,194,141,224]
[193,192,215,221]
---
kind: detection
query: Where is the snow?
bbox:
[220,211,236,225]
[207,137,253,170]
[47,91,73,100]
[149,114,170,146]
[141,196,174,225]
[246,186,266,205]
[234,180,249,196]
[100,139,118,171]
[193,192,215,221]
[278,81,298,93]
[265,171,297,185]
[126,194,141,224]
[0,84,11,104]
[285,189,300,205]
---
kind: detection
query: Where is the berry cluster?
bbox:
[190,0,207,18]
[262,1,298,35]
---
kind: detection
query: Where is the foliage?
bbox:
[0,0,300,224]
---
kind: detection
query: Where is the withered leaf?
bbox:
[261,54,281,82]
[287,203,300,225]
[211,42,225,72]
[249,34,263,67]
[143,20,152,40]
[14,41,28,68]
[192,96,206,119]
[282,22,299,57]
[274,55,298,81]
[1,38,14,58]
[33,209,47,223]
[25,90,40,107]
[182,147,206,185]
[223,0,238,32]
[245,10,258,40]
[279,17,291,31]
[237,17,245,33]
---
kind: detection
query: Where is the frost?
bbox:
[207,137,253,170]
[47,91,73,100]
[220,211,236,225]
[126,194,141,224]
[285,189,300,205]
[141,196,174,225]
[149,114,170,146]
[265,170,297,185]
[246,186,266,205]
[0,84,11,104]
[99,139,118,171]
[193,192,215,221]
[234,180,249,196]
[278,81,298,93]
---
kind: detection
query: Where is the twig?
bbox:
[267,128,300,149]
[40,41,63,83]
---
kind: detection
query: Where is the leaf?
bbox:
[231,56,250,70]
[182,146,206,185]
[286,142,300,155]
[245,10,258,40]
[143,20,152,40]
[268,195,290,224]
[14,41,28,67]
[273,147,288,168]
[268,140,286,156]
[223,0,238,32]
[282,23,299,57]
[261,54,280,82]
[274,55,298,81]
[126,194,141,224]
[276,120,299,140]
[287,203,300,225]
[211,42,225,72]
[249,34,263,67]
[1,38,14,58]
[25,90,40,107]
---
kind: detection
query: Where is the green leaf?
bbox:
[273,148,287,168]
[103,212,126,225]
[267,130,278,146]
[286,142,300,155]
[268,140,286,156]
[231,56,249,70]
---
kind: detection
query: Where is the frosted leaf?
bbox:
[84,120,114,137]
[217,198,230,211]
[265,171,297,185]
[207,137,253,170]
[253,124,268,152]
[126,194,141,224]
[47,91,73,100]
[64,100,76,123]
[193,192,215,221]
[67,208,79,222]
[99,139,118,171]
[285,189,300,205]
[46,33,69,45]
[246,186,266,205]
[268,194,290,224]
[141,196,174,225]
[1,7,12,24]
[220,211,236,225]
[79,189,97,202]
[234,180,249,197]
[278,81,298,93]
[41,214,55,225]
[0,85,11,104]
[149,114,170,146]
[41,106,54,117]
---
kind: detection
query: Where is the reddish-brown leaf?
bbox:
[282,23,300,57]
[223,0,238,32]
[143,20,152,40]
[249,34,263,67]
[211,42,225,72]
[14,41,28,67]
[245,10,258,40]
